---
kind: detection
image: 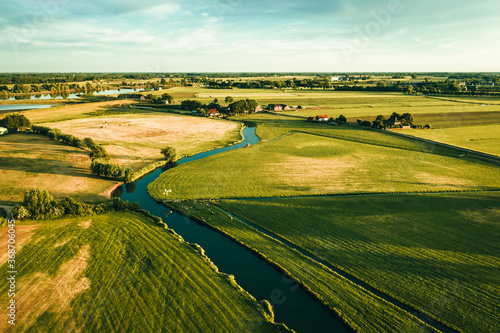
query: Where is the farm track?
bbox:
[214,204,457,333]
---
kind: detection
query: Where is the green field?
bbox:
[148,130,500,201]
[215,193,500,333]
[167,200,439,333]
[404,124,500,156]
[0,212,285,332]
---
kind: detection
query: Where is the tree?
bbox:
[400,113,414,125]
[22,188,54,219]
[89,145,110,161]
[124,168,135,183]
[375,115,386,122]
[225,96,234,104]
[337,114,347,124]
[161,93,174,104]
[161,146,177,163]
[213,98,219,103]
[245,99,259,112]
[0,114,31,132]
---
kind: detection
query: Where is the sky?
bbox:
[0,0,499,72]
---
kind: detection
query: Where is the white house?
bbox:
[0,127,8,135]
[331,76,340,82]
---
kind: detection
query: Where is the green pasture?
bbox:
[167,200,440,333]
[217,192,500,333]
[0,212,284,332]
[148,131,500,201]
[405,124,500,156]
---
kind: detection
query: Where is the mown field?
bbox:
[217,193,500,333]
[148,130,500,201]
[0,133,115,205]
[39,111,242,171]
[0,212,285,332]
[404,124,500,156]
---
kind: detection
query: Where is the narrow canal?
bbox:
[117,126,350,333]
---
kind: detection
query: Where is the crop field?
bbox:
[39,112,242,171]
[148,131,500,201]
[0,133,115,205]
[402,124,500,156]
[217,192,500,333]
[0,212,284,332]
[167,200,440,333]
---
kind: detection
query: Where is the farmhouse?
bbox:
[0,127,8,135]
[281,104,291,110]
[254,105,263,112]
[316,115,329,122]
[399,124,411,129]
[268,104,283,111]
[140,96,146,101]
[307,117,315,122]
[208,109,220,117]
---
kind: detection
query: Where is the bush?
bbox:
[0,207,7,219]
[112,197,140,212]
[47,129,62,140]
[89,145,110,161]
[360,120,373,127]
[31,125,51,135]
[12,205,30,220]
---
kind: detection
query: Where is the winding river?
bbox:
[117,127,350,333]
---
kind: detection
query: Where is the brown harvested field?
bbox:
[0,245,91,332]
[21,100,137,123]
[0,133,116,204]
[0,225,39,265]
[40,112,242,170]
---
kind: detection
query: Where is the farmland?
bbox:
[148,130,500,201]
[0,133,115,205]
[215,192,500,333]
[39,111,242,171]
[0,211,285,332]
[404,124,500,156]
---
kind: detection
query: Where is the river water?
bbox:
[117,127,350,333]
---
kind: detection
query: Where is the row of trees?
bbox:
[180,97,259,116]
[11,188,142,220]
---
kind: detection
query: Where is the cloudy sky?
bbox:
[1,0,499,72]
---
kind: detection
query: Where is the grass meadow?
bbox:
[167,200,440,333]
[0,212,285,333]
[404,124,500,156]
[148,131,500,201]
[0,133,115,205]
[217,193,500,333]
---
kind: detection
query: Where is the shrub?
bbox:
[47,129,62,140]
[91,159,122,179]
[12,205,30,220]
[89,145,110,161]
[0,207,7,219]
[360,120,373,127]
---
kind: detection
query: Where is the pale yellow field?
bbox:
[0,133,116,204]
[22,100,137,123]
[40,112,242,170]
